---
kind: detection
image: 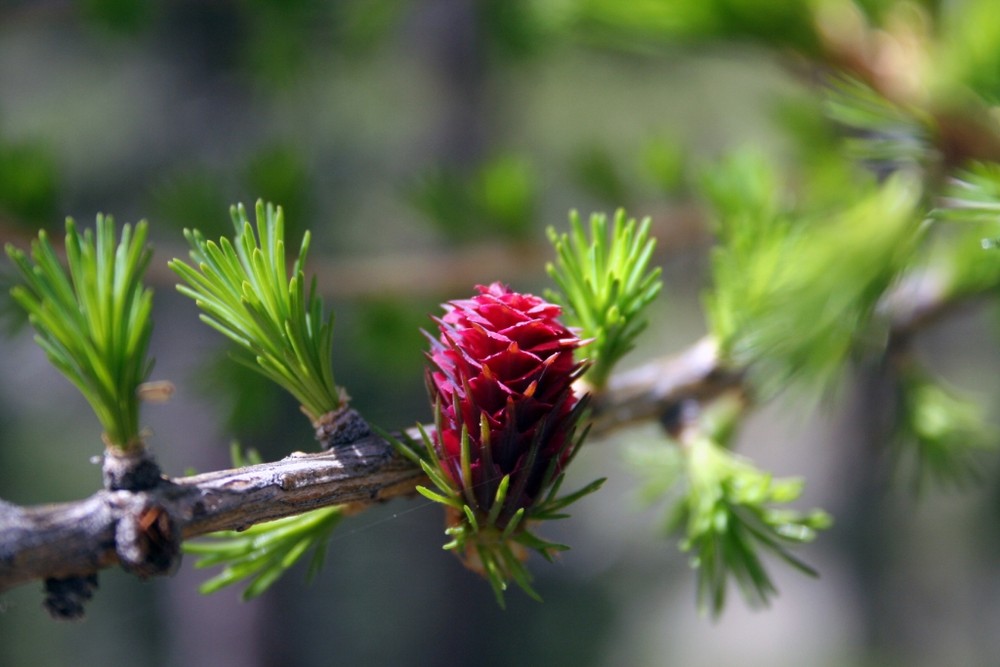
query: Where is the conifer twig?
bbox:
[0,266,961,599]
[0,433,421,595]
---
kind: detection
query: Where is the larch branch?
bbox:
[0,266,960,597]
[0,435,422,595]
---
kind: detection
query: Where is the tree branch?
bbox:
[0,265,962,602]
[0,434,423,595]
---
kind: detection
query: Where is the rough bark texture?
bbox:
[0,434,422,595]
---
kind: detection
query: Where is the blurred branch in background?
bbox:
[0,205,707,298]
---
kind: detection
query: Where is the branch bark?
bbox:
[0,434,423,595]
[0,266,961,601]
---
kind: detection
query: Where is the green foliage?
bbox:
[630,397,830,616]
[932,163,1000,296]
[894,365,997,491]
[5,216,154,450]
[938,0,1000,103]
[570,145,631,205]
[704,151,922,391]
[187,505,344,599]
[546,209,663,389]
[14,0,1000,627]
[169,200,340,422]
[0,139,59,225]
[408,154,539,242]
[676,433,831,615]
[0,264,26,334]
[572,0,819,52]
[185,445,345,599]
[389,425,605,607]
[823,77,932,170]
[937,162,1000,226]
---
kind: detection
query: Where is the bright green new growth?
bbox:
[894,365,997,492]
[546,209,663,390]
[186,505,343,599]
[169,200,340,422]
[936,162,1000,227]
[389,424,605,607]
[630,398,831,617]
[172,205,346,599]
[930,163,1000,314]
[678,434,831,616]
[703,151,922,393]
[823,76,931,168]
[5,216,154,451]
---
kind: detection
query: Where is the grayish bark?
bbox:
[0,434,422,594]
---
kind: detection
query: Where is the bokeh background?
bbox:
[2,2,1000,666]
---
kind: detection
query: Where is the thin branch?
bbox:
[0,434,422,595]
[587,336,739,435]
[0,267,962,599]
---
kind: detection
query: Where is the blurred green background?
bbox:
[2,1,1000,666]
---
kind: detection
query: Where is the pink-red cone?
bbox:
[426,282,588,526]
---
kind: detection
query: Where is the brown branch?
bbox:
[0,433,423,596]
[0,267,968,608]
